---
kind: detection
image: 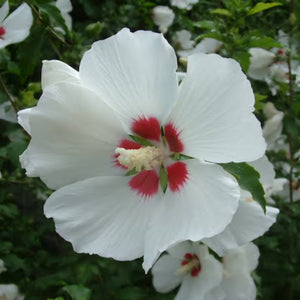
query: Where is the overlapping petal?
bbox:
[80,28,178,127]
[143,160,240,271]
[44,176,159,260]
[202,200,278,255]
[41,60,80,90]
[168,53,266,163]
[19,82,125,189]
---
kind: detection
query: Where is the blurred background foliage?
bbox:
[0,0,299,299]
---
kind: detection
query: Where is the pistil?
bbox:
[115,146,164,172]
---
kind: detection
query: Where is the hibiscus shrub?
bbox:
[0,0,300,299]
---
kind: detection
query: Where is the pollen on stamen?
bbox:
[131,116,161,141]
[114,139,142,168]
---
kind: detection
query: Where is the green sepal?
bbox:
[219,162,267,213]
[125,169,139,176]
[159,166,168,193]
[129,135,154,146]
[171,153,194,161]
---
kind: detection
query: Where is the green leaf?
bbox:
[193,20,215,29]
[62,285,91,300]
[211,8,232,17]
[125,169,138,176]
[129,134,154,146]
[219,162,266,212]
[232,51,250,72]
[159,166,168,193]
[249,37,282,49]
[255,93,268,111]
[170,153,194,161]
[248,2,282,16]
[35,1,69,33]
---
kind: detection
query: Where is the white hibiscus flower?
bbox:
[152,241,224,300]
[152,241,259,300]
[0,1,33,48]
[18,28,265,272]
[203,156,280,255]
[0,284,24,300]
[178,37,223,58]
[152,6,175,34]
[171,0,199,10]
[55,0,72,31]
[262,102,284,150]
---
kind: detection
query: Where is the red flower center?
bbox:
[0,27,6,39]
[114,116,190,198]
[181,252,202,277]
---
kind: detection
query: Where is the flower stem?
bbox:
[0,73,18,113]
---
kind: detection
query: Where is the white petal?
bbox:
[18,82,125,190]
[2,3,33,45]
[248,48,275,80]
[240,243,260,272]
[202,200,278,255]
[175,244,223,300]
[0,1,9,23]
[80,28,178,126]
[168,53,266,163]
[56,0,72,13]
[222,244,259,300]
[152,6,175,34]
[167,240,194,259]
[44,176,158,260]
[152,254,183,293]
[41,60,80,90]
[143,160,240,272]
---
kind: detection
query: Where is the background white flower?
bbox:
[0,1,33,48]
[262,102,284,150]
[55,0,72,31]
[171,0,199,10]
[152,241,224,300]
[152,6,175,34]
[0,284,24,300]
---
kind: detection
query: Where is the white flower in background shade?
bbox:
[0,1,33,49]
[171,0,199,10]
[18,28,266,272]
[247,48,276,81]
[178,38,222,58]
[152,242,259,300]
[202,156,280,255]
[262,102,284,150]
[0,259,6,274]
[55,0,72,31]
[0,284,24,300]
[152,241,224,300]
[152,6,175,34]
[212,243,260,300]
[174,30,195,50]
[0,101,17,123]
